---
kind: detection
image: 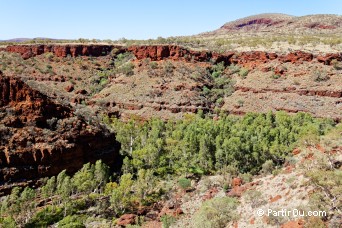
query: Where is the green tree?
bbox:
[94,160,110,193]
[72,163,95,194]
[110,173,135,215]
[41,176,56,205]
[135,169,156,205]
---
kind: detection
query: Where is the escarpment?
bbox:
[0,75,121,194]
[3,44,342,65]
[4,44,125,59]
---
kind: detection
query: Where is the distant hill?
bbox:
[201,13,342,36]
[0,37,62,43]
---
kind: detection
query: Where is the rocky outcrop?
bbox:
[317,53,342,65]
[3,44,341,66]
[4,44,124,59]
[127,45,223,63]
[279,51,313,63]
[128,45,341,66]
[0,75,121,194]
[116,214,137,226]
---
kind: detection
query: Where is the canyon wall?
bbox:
[0,75,121,194]
[2,44,341,65]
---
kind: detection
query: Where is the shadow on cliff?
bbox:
[0,72,122,195]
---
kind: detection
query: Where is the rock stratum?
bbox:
[2,44,342,64]
[0,74,121,194]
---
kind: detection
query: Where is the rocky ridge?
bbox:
[2,44,341,64]
[206,13,342,34]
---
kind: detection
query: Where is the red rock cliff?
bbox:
[0,75,121,194]
[3,44,341,65]
[5,44,124,59]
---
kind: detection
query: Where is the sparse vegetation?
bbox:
[313,71,330,82]
[193,197,239,228]
[243,190,266,208]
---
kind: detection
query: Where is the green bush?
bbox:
[0,217,16,228]
[239,173,252,183]
[228,64,240,74]
[160,215,176,228]
[178,178,191,190]
[238,68,249,78]
[114,52,135,76]
[193,197,239,228]
[119,62,135,76]
[271,73,281,79]
[149,61,158,69]
[261,160,275,175]
[58,215,87,228]
[25,205,63,227]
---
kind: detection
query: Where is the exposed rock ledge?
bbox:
[1,44,341,66]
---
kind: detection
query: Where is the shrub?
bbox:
[261,160,275,175]
[228,64,240,74]
[313,71,329,82]
[149,61,158,69]
[271,73,281,79]
[100,77,108,86]
[216,97,224,106]
[120,62,135,76]
[45,52,54,61]
[25,205,63,227]
[211,62,225,78]
[160,215,176,228]
[243,190,266,208]
[58,215,87,228]
[110,48,120,57]
[163,61,174,76]
[178,178,191,190]
[239,173,252,183]
[237,100,244,107]
[238,68,249,78]
[0,217,16,228]
[114,52,135,76]
[193,197,239,228]
[223,183,229,192]
[331,59,342,70]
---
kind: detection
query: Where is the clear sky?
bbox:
[0,0,341,40]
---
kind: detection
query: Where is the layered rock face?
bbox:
[4,44,341,65]
[128,45,341,66]
[4,44,124,59]
[0,75,121,193]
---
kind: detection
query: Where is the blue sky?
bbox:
[0,0,341,40]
